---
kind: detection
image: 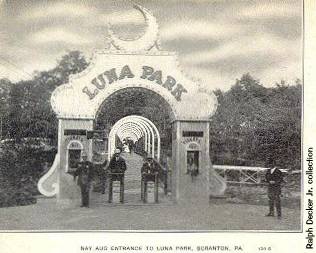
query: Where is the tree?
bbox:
[0,78,12,139]
[6,51,89,141]
[210,74,301,170]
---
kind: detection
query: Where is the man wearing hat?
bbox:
[141,156,159,203]
[108,148,127,174]
[141,156,158,177]
[108,148,127,203]
[74,151,94,207]
[265,158,284,218]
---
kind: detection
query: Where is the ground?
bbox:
[0,152,301,231]
[0,196,300,231]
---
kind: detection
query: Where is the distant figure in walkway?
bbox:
[128,139,134,153]
[186,155,199,176]
[265,159,284,218]
[122,143,130,153]
[121,139,129,153]
[74,151,94,208]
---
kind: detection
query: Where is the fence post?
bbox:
[154,173,159,203]
[108,177,113,203]
[120,175,124,203]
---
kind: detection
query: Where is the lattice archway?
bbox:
[108,115,160,160]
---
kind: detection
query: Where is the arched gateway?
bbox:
[38,4,226,205]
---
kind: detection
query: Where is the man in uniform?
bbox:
[74,151,94,208]
[265,158,284,218]
[108,148,127,203]
[141,157,159,203]
[141,157,158,180]
[109,148,127,174]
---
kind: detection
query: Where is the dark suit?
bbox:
[108,155,126,203]
[141,161,159,181]
[109,156,126,178]
[265,168,283,216]
[74,161,94,207]
[141,160,159,203]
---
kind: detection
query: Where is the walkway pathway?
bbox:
[121,152,144,194]
[0,197,300,231]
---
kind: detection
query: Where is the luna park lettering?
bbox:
[82,65,187,101]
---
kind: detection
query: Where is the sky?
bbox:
[0,0,302,91]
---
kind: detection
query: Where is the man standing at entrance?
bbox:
[141,157,159,203]
[141,157,159,178]
[265,158,284,218]
[74,151,94,207]
[108,148,127,203]
[109,148,127,174]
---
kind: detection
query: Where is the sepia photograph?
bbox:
[0,0,303,236]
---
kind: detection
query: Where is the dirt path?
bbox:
[0,196,300,231]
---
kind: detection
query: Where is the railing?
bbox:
[213,165,296,185]
[213,165,267,185]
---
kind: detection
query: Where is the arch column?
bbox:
[171,120,211,205]
[58,118,94,206]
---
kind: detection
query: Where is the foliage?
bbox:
[210,74,301,171]
[0,51,88,207]
[0,78,12,139]
[0,140,56,207]
[5,51,89,141]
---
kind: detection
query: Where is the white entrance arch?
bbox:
[38,4,223,204]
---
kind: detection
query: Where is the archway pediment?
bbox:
[51,50,217,121]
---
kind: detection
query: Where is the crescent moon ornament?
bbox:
[108,4,159,51]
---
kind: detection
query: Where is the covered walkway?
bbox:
[108,115,161,161]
